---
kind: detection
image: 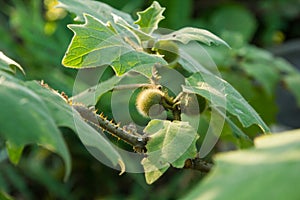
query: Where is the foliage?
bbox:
[185,129,300,200]
[0,0,75,93]
[59,0,270,183]
[0,0,299,199]
[200,41,300,125]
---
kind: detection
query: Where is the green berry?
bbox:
[136,88,165,117]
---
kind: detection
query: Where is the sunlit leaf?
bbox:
[62,14,166,77]
[142,120,199,184]
[112,14,153,43]
[183,73,270,133]
[159,27,229,47]
[134,1,165,34]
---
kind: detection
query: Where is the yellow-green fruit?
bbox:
[136,88,165,117]
[153,40,179,63]
[181,93,207,116]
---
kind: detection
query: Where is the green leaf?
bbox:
[210,5,257,42]
[284,73,300,107]
[183,73,270,133]
[0,191,14,200]
[62,14,166,77]
[221,71,278,125]
[142,120,199,184]
[184,129,300,200]
[0,51,25,75]
[58,0,134,23]
[111,51,166,77]
[134,1,165,34]
[5,141,24,165]
[273,57,296,74]
[71,76,122,106]
[159,27,229,47]
[25,81,125,173]
[0,79,71,180]
[112,14,153,42]
[241,62,280,96]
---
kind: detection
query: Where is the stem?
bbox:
[73,104,148,152]
[113,83,153,90]
[162,94,181,121]
[184,158,213,173]
[73,104,212,173]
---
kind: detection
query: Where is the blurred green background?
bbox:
[0,0,300,199]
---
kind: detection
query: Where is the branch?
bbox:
[73,104,212,173]
[184,158,213,173]
[73,104,148,152]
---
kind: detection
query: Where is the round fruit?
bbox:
[136,88,165,117]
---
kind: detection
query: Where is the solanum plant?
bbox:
[0,0,270,186]
[58,0,269,183]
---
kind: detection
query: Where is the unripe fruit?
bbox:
[181,93,207,116]
[153,40,179,63]
[136,88,165,118]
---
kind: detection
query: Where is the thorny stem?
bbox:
[73,104,148,152]
[73,103,211,172]
[41,79,210,173]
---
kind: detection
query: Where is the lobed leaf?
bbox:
[142,120,199,184]
[62,14,166,77]
[112,14,153,43]
[134,1,165,34]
